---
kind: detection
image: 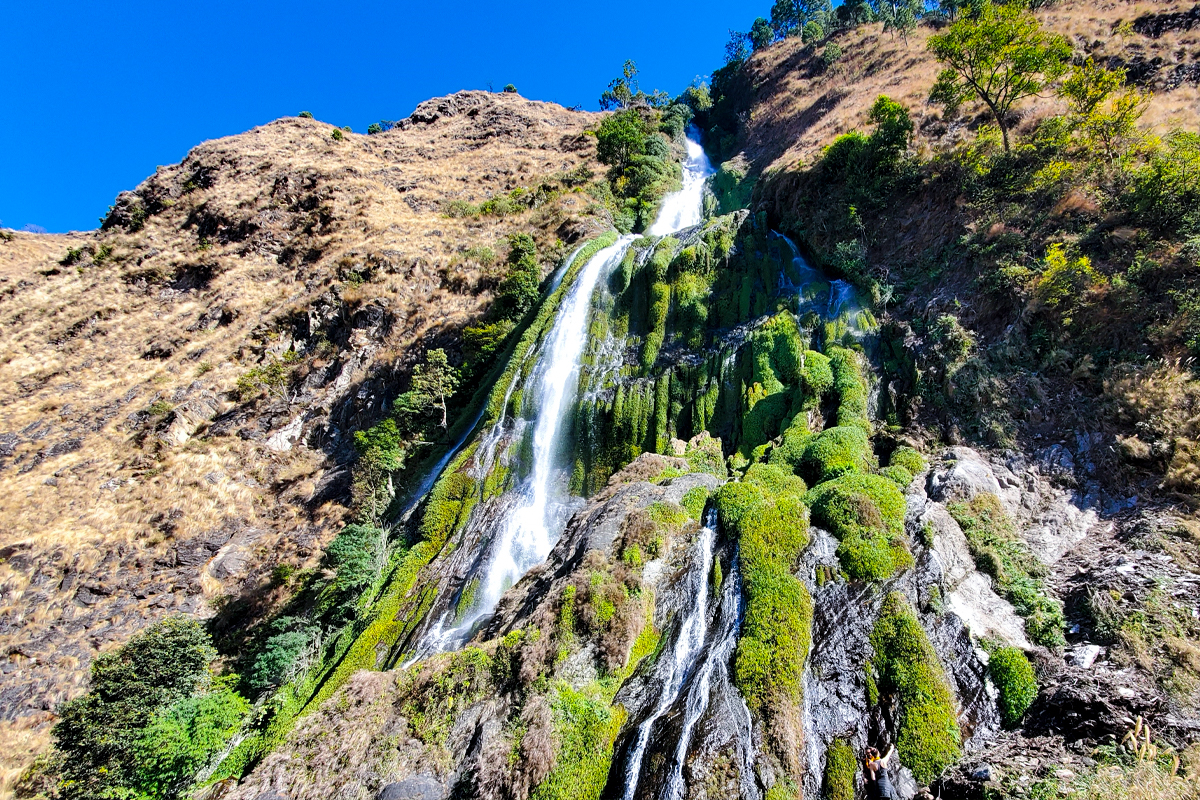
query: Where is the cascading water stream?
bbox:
[622,511,716,800]
[661,550,756,800]
[408,129,714,659]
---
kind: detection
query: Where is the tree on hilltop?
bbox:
[927,1,1071,152]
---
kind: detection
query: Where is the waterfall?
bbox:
[622,511,716,800]
[408,129,715,658]
[661,550,756,800]
[772,232,872,336]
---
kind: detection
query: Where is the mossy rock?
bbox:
[823,739,857,800]
[768,415,812,472]
[800,425,871,484]
[889,446,927,474]
[744,462,807,498]
[802,350,834,397]
[879,464,914,487]
[869,592,962,784]
[808,473,911,581]
[988,646,1037,727]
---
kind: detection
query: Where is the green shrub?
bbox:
[823,739,857,800]
[947,493,1065,647]
[298,111,313,118]
[1126,130,1200,236]
[51,618,236,800]
[503,83,517,93]
[869,593,962,784]
[889,446,927,474]
[822,42,842,68]
[800,425,871,484]
[988,646,1038,727]
[331,129,344,141]
[132,679,248,798]
[248,626,309,690]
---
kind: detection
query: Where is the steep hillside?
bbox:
[0,90,605,788]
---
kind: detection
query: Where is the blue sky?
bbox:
[1,0,763,233]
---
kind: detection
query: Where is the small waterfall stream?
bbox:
[407,130,715,659]
[622,512,716,800]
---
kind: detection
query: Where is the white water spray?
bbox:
[412,130,715,657]
[622,511,716,800]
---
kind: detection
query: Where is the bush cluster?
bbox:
[808,473,911,581]
[988,645,1038,727]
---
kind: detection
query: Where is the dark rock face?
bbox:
[378,775,446,800]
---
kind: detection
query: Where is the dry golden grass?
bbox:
[0,90,601,787]
[740,0,1200,173]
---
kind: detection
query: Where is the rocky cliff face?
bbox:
[0,90,603,782]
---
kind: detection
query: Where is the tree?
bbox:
[599,60,639,110]
[595,109,648,171]
[725,29,750,65]
[750,17,775,51]
[412,349,459,430]
[881,0,923,45]
[927,1,1071,152]
[1058,58,1147,161]
[771,0,830,37]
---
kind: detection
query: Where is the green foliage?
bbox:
[889,446,927,474]
[1034,243,1104,310]
[504,83,517,93]
[324,524,384,615]
[828,346,869,429]
[927,1,1071,151]
[51,617,236,800]
[463,319,516,369]
[1058,59,1148,161]
[411,348,460,430]
[331,128,345,141]
[367,122,382,135]
[869,593,962,784]
[248,624,309,690]
[132,679,248,798]
[1126,130,1200,236]
[988,646,1038,726]
[821,42,842,68]
[807,473,911,581]
[750,16,774,51]
[647,500,690,531]
[681,485,710,520]
[401,647,493,747]
[947,493,1065,647]
[298,111,313,118]
[531,687,627,800]
[420,471,479,550]
[801,425,871,483]
[823,738,857,800]
[596,109,649,171]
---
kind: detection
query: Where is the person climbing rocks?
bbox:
[865,745,898,800]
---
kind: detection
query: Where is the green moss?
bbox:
[988,646,1038,727]
[879,464,914,487]
[531,686,628,800]
[647,501,690,532]
[765,780,798,800]
[800,426,871,484]
[823,739,857,800]
[808,472,911,581]
[715,478,812,754]
[869,592,962,784]
[828,346,869,431]
[681,486,710,520]
[889,446,928,474]
[947,493,1066,648]
[768,414,812,472]
[802,350,834,397]
[455,578,480,623]
[401,647,493,748]
[744,462,808,496]
[419,471,479,550]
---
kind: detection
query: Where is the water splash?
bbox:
[649,135,715,237]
